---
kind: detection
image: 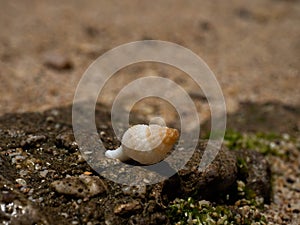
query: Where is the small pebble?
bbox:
[39,170,49,178]
[83,171,92,175]
[55,133,78,152]
[16,178,27,186]
[114,200,141,215]
[21,135,46,148]
[77,154,86,163]
[61,213,69,218]
[43,51,73,70]
[51,175,107,198]
[122,185,147,198]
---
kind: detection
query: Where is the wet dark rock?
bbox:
[176,141,237,200]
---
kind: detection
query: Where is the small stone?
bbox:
[55,132,78,152]
[83,171,92,175]
[114,200,142,215]
[143,178,150,184]
[16,178,27,186]
[198,200,210,207]
[21,135,46,148]
[35,164,41,170]
[20,187,31,193]
[51,175,107,198]
[282,133,290,141]
[46,116,55,123]
[39,170,49,178]
[43,51,73,70]
[100,131,106,137]
[77,154,86,163]
[19,169,28,177]
[122,185,147,198]
[61,213,69,218]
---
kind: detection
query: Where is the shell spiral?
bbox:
[105,124,179,165]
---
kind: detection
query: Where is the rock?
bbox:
[39,170,49,178]
[174,141,238,200]
[43,51,73,70]
[234,149,272,202]
[51,175,107,198]
[122,185,147,199]
[21,134,46,148]
[15,178,27,186]
[55,132,78,152]
[114,200,142,215]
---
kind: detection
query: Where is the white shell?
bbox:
[105,124,179,165]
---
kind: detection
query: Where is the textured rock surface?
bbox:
[234,149,271,202]
[51,175,107,198]
[178,141,237,199]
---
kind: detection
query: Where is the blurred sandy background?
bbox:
[0,0,299,126]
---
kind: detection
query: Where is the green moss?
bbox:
[236,180,265,208]
[167,197,266,225]
[223,130,283,156]
[236,157,248,177]
[235,159,263,207]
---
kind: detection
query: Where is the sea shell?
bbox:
[105,124,179,165]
